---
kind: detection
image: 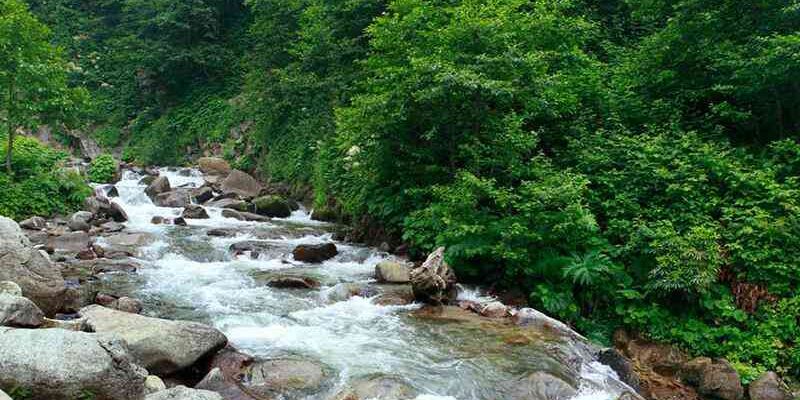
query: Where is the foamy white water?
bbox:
[103,168,636,400]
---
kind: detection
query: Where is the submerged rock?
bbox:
[293,243,338,263]
[80,305,228,375]
[375,261,411,283]
[0,327,147,400]
[410,247,457,304]
[209,198,251,212]
[265,275,320,289]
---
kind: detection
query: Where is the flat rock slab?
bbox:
[0,327,147,400]
[80,305,228,375]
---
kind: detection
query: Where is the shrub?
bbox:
[87,154,117,183]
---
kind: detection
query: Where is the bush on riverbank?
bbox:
[0,134,91,221]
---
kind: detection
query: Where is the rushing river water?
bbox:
[101,168,634,400]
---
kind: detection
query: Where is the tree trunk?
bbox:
[5,78,15,176]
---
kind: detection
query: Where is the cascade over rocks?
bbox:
[0,217,66,315]
[0,327,147,400]
[293,243,338,263]
[410,247,457,304]
[221,170,262,199]
[80,305,228,375]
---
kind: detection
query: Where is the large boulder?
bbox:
[695,359,744,400]
[220,170,262,199]
[293,243,338,263]
[0,293,45,328]
[145,386,223,400]
[68,211,94,232]
[252,195,292,218]
[84,196,128,222]
[154,190,192,208]
[195,347,256,400]
[0,327,147,400]
[0,217,66,315]
[240,358,329,398]
[193,187,214,204]
[182,204,210,219]
[375,261,411,283]
[145,176,171,200]
[198,157,231,176]
[410,247,457,304]
[80,305,228,375]
[748,372,792,400]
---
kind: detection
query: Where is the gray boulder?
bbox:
[19,216,46,230]
[410,247,457,304]
[220,170,262,199]
[375,261,411,283]
[0,217,66,315]
[80,305,228,375]
[241,358,329,398]
[0,327,147,400]
[145,386,222,400]
[182,204,210,219]
[145,176,171,200]
[748,372,791,400]
[68,211,94,232]
[155,190,192,208]
[0,293,45,328]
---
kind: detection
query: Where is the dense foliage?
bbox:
[16,0,800,380]
[87,153,117,183]
[0,133,91,220]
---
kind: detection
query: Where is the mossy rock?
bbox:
[253,195,292,218]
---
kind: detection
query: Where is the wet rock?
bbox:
[748,372,792,400]
[373,285,415,306]
[146,386,222,400]
[0,293,45,327]
[208,228,238,237]
[229,241,282,257]
[152,216,166,224]
[696,359,744,400]
[80,305,228,375]
[221,170,262,199]
[19,216,46,230]
[198,157,231,176]
[155,189,192,208]
[105,184,120,197]
[479,301,509,318]
[205,345,255,380]
[0,281,22,296]
[334,374,417,400]
[0,327,147,400]
[265,275,320,289]
[598,348,640,393]
[48,231,91,253]
[0,217,66,316]
[410,247,457,305]
[100,221,125,232]
[102,232,154,254]
[139,175,157,186]
[505,371,578,400]
[375,261,411,283]
[89,259,140,275]
[323,282,373,303]
[209,198,251,212]
[253,195,292,218]
[512,308,584,341]
[241,358,329,398]
[174,217,188,226]
[195,367,253,400]
[146,176,172,200]
[293,243,338,263]
[95,293,143,314]
[145,375,167,395]
[182,204,210,219]
[193,186,214,204]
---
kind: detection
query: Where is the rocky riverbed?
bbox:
[1,161,756,400]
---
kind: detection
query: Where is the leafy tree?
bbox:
[0,0,85,175]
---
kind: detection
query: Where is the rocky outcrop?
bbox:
[198,157,231,176]
[0,293,45,327]
[80,305,228,375]
[220,170,262,199]
[146,176,172,200]
[410,247,457,304]
[0,217,66,315]
[182,204,210,219]
[293,243,338,263]
[748,372,792,400]
[145,386,223,400]
[0,327,147,400]
[375,261,411,283]
[253,195,292,218]
[692,358,744,400]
